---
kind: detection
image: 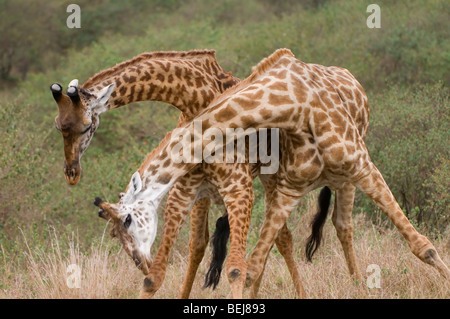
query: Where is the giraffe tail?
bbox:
[305,186,332,262]
[203,214,230,290]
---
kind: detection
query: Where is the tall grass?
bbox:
[1,227,141,299]
[1,204,448,299]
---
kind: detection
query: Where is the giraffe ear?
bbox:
[130,171,142,195]
[96,83,115,107]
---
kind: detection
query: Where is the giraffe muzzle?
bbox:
[132,250,151,275]
[64,161,81,185]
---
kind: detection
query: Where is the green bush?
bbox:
[357,83,449,233]
[423,156,450,232]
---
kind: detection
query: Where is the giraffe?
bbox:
[51,50,237,186]
[95,48,449,299]
[90,47,370,298]
[79,49,374,298]
[50,50,306,298]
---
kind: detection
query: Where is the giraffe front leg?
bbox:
[249,224,306,299]
[274,224,306,298]
[248,244,272,299]
[257,174,306,298]
[331,182,362,282]
[353,162,450,279]
[140,173,204,299]
[179,198,211,298]
[139,188,189,299]
[246,189,302,290]
[223,187,254,299]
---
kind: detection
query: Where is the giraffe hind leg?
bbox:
[274,224,306,298]
[256,175,306,298]
[249,224,306,299]
[353,162,450,279]
[331,182,362,281]
[245,189,303,290]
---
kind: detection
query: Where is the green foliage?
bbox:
[3,0,449,89]
[367,0,450,86]
[0,0,183,81]
[423,156,450,231]
[357,83,449,232]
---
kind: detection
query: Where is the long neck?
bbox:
[82,54,238,120]
[132,51,302,206]
[136,58,303,203]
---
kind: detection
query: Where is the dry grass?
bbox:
[1,208,449,299]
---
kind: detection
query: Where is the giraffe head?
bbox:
[50,80,115,185]
[93,172,158,274]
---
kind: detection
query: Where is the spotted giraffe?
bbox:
[51,50,237,185]
[50,50,306,298]
[95,48,449,298]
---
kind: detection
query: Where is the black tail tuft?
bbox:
[305,186,332,262]
[203,214,230,290]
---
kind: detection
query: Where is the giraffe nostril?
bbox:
[124,214,132,228]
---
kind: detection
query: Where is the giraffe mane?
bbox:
[82,49,217,88]
[136,130,173,177]
[207,48,295,107]
[250,48,294,75]
[133,110,190,178]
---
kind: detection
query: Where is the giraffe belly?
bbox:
[279,149,324,188]
[316,172,348,191]
[196,181,224,205]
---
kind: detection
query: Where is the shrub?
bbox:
[357,83,449,233]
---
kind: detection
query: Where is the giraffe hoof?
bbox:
[138,277,157,299]
[245,272,254,288]
[143,277,154,290]
[228,269,241,281]
[422,249,437,265]
[420,248,450,279]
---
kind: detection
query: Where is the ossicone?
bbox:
[66,85,80,103]
[50,83,63,101]
[95,197,107,219]
[94,197,103,207]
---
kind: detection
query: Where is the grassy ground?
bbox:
[1,195,448,299]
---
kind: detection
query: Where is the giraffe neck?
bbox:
[133,50,300,205]
[81,52,238,119]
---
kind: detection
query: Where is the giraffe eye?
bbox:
[124,214,132,228]
[81,123,92,134]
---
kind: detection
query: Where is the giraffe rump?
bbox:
[305,186,332,261]
[203,214,230,290]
